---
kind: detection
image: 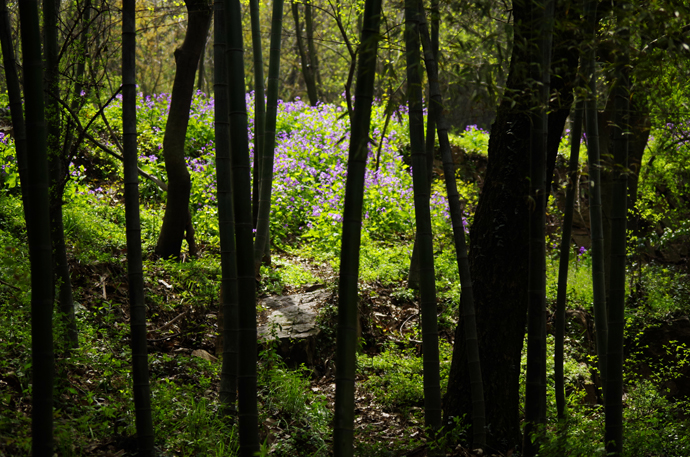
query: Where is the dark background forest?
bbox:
[0,0,689,456]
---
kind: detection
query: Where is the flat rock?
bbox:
[258,290,328,339]
[257,290,330,365]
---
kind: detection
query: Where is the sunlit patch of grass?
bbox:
[448,125,490,157]
[546,249,594,310]
[358,239,411,285]
[260,256,320,295]
[63,197,128,263]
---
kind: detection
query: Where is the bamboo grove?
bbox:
[2,0,690,456]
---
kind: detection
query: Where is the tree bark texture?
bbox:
[18,0,55,454]
[443,0,573,450]
[156,0,211,260]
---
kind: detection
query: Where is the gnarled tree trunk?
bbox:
[443,0,576,451]
[156,0,212,260]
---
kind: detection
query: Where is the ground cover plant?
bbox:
[1,89,690,456]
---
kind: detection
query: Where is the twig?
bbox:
[83,131,168,191]
[399,311,419,335]
[153,309,188,333]
[0,278,20,291]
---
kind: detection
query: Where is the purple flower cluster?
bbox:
[81,90,469,246]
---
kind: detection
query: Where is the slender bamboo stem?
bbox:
[226,0,259,453]
[333,0,382,454]
[417,2,485,448]
[249,0,265,227]
[214,0,239,417]
[555,100,583,420]
[405,0,442,440]
[583,0,608,394]
[524,1,554,454]
[254,0,285,274]
[605,8,630,454]
[123,1,156,454]
[18,1,55,453]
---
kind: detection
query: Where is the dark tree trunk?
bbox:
[605,9,630,453]
[405,0,442,437]
[417,1,485,448]
[626,96,650,234]
[253,0,285,274]
[443,1,575,451]
[123,1,156,454]
[523,1,554,454]
[292,1,318,106]
[407,0,439,291]
[332,0,383,453]
[545,0,580,193]
[598,101,614,310]
[155,0,212,260]
[304,1,321,91]
[18,0,55,453]
[583,0,609,395]
[197,39,207,93]
[555,100,583,420]
[226,0,259,453]
[214,0,239,417]
[44,0,79,350]
[249,0,265,230]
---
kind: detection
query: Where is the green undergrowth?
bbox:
[519,331,690,457]
[546,248,595,310]
[2,90,690,456]
[259,347,331,456]
[359,341,454,409]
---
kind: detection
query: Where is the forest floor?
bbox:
[13,240,685,457]
[62,251,486,456]
[2,118,690,455]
